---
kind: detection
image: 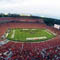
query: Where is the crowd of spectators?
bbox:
[0,41,60,60]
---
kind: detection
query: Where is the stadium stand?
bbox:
[0,17,60,60]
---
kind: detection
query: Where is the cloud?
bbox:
[0,0,60,19]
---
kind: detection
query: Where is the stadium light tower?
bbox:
[40,15,45,18]
[5,13,8,15]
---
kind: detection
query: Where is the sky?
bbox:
[0,0,60,19]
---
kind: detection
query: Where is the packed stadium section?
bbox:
[0,14,60,60]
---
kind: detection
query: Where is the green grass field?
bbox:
[6,28,55,42]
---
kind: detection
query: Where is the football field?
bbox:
[6,28,55,42]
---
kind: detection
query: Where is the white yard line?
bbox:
[31,29,37,30]
[46,29,56,36]
[26,36,47,40]
[11,30,15,38]
[6,33,9,38]
[45,30,52,35]
[23,29,29,30]
[23,29,37,30]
